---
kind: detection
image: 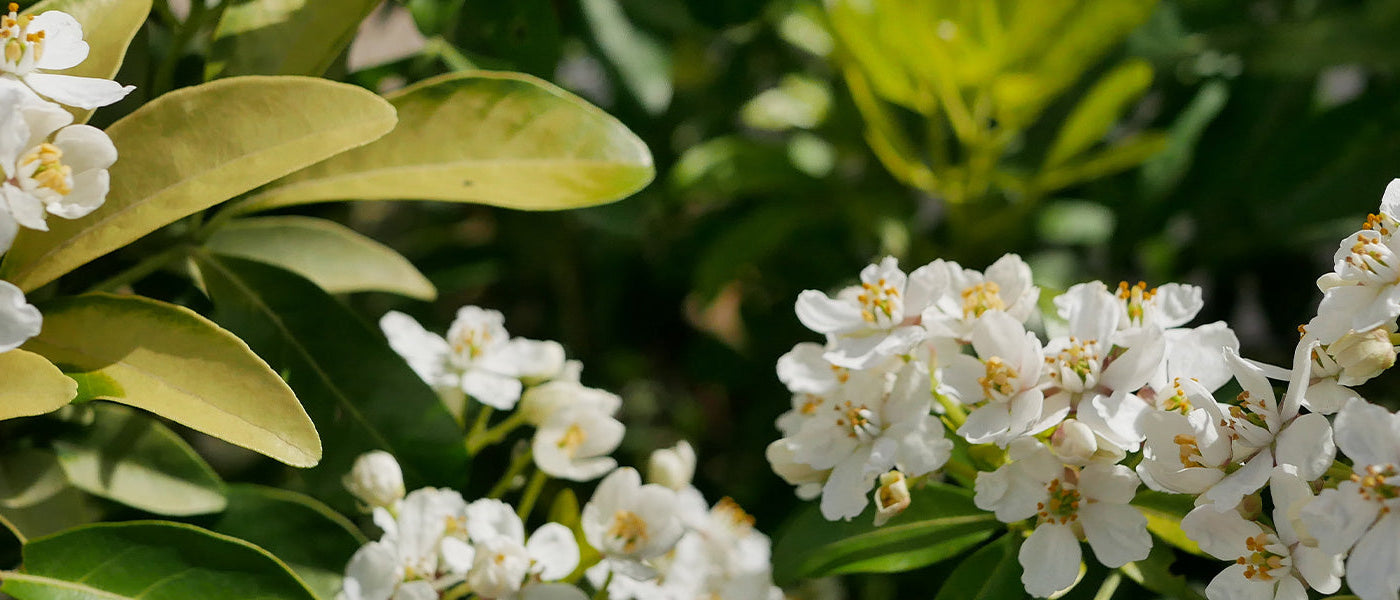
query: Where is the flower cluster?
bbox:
[0,4,129,352]
[769,181,1400,600]
[340,307,783,599]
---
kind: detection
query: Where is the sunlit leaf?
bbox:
[1132,490,1205,557]
[233,71,653,214]
[1036,132,1167,193]
[1,521,317,600]
[206,216,436,300]
[1046,59,1155,167]
[0,77,397,292]
[932,535,1024,600]
[53,404,227,516]
[0,349,76,420]
[22,293,322,468]
[23,0,151,123]
[207,0,380,79]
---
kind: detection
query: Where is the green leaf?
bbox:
[0,349,77,420]
[23,0,151,123]
[2,521,318,600]
[193,253,469,504]
[580,0,671,113]
[1141,81,1229,199]
[206,216,436,300]
[933,535,1024,600]
[0,449,68,511]
[1132,490,1205,557]
[771,483,1001,586]
[1036,132,1168,193]
[1045,59,1155,168]
[206,0,380,79]
[53,404,227,516]
[0,483,99,541]
[0,76,397,292]
[1118,540,1206,600]
[205,484,366,599]
[232,71,653,215]
[22,293,322,468]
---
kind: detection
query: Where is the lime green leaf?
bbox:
[233,71,653,214]
[206,216,436,300]
[0,76,397,292]
[933,535,1024,600]
[1046,59,1155,168]
[0,349,77,420]
[580,0,671,113]
[205,484,366,599]
[2,521,317,600]
[22,293,322,468]
[771,483,1001,585]
[193,253,468,505]
[1118,540,1206,600]
[23,0,151,123]
[1132,490,1205,557]
[1037,200,1116,246]
[53,404,227,516]
[1036,132,1168,193]
[206,0,380,79]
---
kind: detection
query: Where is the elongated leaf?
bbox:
[24,0,151,123]
[206,0,380,79]
[2,521,317,600]
[1132,490,1205,557]
[22,293,321,467]
[206,216,435,300]
[1141,81,1229,199]
[53,404,226,516]
[205,484,366,599]
[581,0,671,113]
[0,349,77,420]
[0,449,67,510]
[1046,59,1154,168]
[771,483,1001,585]
[0,76,397,292]
[0,483,98,541]
[933,535,1024,600]
[193,253,468,505]
[1118,539,1206,600]
[1036,132,1168,193]
[233,71,653,214]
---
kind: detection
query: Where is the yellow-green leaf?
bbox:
[232,71,653,215]
[0,76,397,292]
[23,0,151,123]
[22,293,321,467]
[1132,490,1205,557]
[1045,59,1154,168]
[206,0,380,79]
[0,349,77,420]
[1036,132,1167,193]
[205,216,435,300]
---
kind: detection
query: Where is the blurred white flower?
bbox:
[343,450,405,510]
[532,405,623,481]
[381,306,535,411]
[1308,179,1400,343]
[794,256,934,369]
[518,380,620,426]
[581,467,685,579]
[647,440,696,491]
[0,6,133,109]
[0,280,39,352]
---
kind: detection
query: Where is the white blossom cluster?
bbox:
[355,308,784,599]
[0,4,129,353]
[768,181,1400,600]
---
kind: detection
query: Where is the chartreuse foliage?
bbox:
[206,0,381,79]
[22,0,150,123]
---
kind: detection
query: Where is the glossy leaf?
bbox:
[0,77,397,292]
[2,521,317,600]
[206,216,436,300]
[22,293,322,467]
[932,535,1025,600]
[205,484,366,599]
[771,483,1001,585]
[53,404,227,516]
[1132,490,1205,557]
[23,0,151,123]
[193,253,468,505]
[233,71,653,214]
[0,349,77,420]
[1046,59,1155,167]
[206,0,380,79]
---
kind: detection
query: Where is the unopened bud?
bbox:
[343,450,404,509]
[873,471,911,527]
[647,440,696,490]
[1328,327,1397,385]
[1050,419,1098,465]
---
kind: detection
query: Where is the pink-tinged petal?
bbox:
[1274,413,1335,481]
[28,12,88,71]
[1181,504,1260,560]
[1334,400,1400,468]
[1080,502,1150,567]
[22,73,133,109]
[1300,482,1381,555]
[1204,564,1274,600]
[0,280,40,353]
[1150,283,1204,328]
[1079,462,1139,505]
[795,290,863,335]
[1019,523,1082,598]
[1346,512,1400,600]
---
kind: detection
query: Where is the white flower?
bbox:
[872,470,910,527]
[1137,395,1234,497]
[504,338,569,385]
[0,279,39,352]
[1299,328,1387,415]
[777,341,850,396]
[1181,468,1342,600]
[380,307,528,411]
[1112,281,1240,394]
[1300,399,1400,600]
[0,6,134,109]
[1308,180,1400,344]
[518,380,620,426]
[532,406,623,481]
[794,256,934,369]
[766,439,828,501]
[581,467,685,579]
[464,519,579,598]
[341,488,473,600]
[918,253,1039,341]
[940,310,1051,446]
[973,440,1150,598]
[343,451,405,510]
[647,440,696,491]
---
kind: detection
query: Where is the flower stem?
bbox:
[591,569,614,600]
[466,410,528,456]
[487,449,534,499]
[516,469,548,520]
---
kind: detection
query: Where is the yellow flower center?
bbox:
[961,281,1005,318]
[1116,281,1156,324]
[557,424,587,457]
[450,326,492,359]
[0,5,43,66]
[1036,477,1082,525]
[857,278,899,324]
[608,510,650,553]
[978,356,1017,401]
[19,142,70,195]
[835,400,879,440]
[1173,433,1206,468]
[1238,533,1288,581]
[1352,464,1400,508]
[713,497,756,530]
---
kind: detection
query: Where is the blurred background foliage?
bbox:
[76,0,1400,596]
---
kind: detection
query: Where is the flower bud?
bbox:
[1050,419,1098,465]
[873,470,911,527]
[343,450,405,509]
[647,440,696,490]
[1328,327,1397,385]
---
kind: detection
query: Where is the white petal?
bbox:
[777,342,837,393]
[1204,564,1273,600]
[0,281,40,353]
[52,124,116,173]
[22,73,133,110]
[1274,413,1335,480]
[1019,523,1082,598]
[519,583,590,600]
[527,523,581,581]
[1181,505,1260,560]
[1099,326,1165,393]
[466,498,526,544]
[1164,322,1239,391]
[48,168,106,220]
[795,290,863,334]
[1335,400,1400,469]
[1203,449,1273,510]
[1383,178,1400,218]
[1150,283,1204,328]
[1078,462,1140,505]
[1346,512,1400,600]
[0,207,16,253]
[29,12,88,71]
[820,448,876,521]
[1292,545,1343,594]
[1080,502,1151,568]
[379,311,453,388]
[1300,482,1381,555]
[461,369,523,410]
[390,582,436,600]
[342,542,400,600]
[1305,379,1358,415]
